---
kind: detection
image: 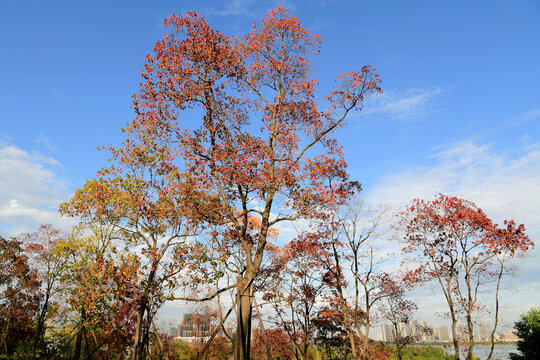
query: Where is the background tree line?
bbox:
[0,192,533,359]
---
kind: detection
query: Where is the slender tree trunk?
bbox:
[152,318,164,355]
[465,261,475,360]
[466,311,474,360]
[450,307,460,360]
[361,322,371,360]
[487,263,504,360]
[34,294,49,355]
[234,277,252,360]
[394,323,403,360]
[346,327,358,360]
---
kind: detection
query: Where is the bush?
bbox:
[510,307,540,360]
[389,345,454,360]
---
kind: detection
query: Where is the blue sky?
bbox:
[1,0,539,330]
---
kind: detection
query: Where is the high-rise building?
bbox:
[478,323,488,341]
[381,324,395,342]
[415,320,433,342]
[435,326,450,342]
[397,322,412,338]
[176,313,212,338]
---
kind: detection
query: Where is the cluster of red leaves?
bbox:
[399,193,533,281]
[251,328,296,360]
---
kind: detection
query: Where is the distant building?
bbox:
[380,320,452,343]
[415,320,433,342]
[397,322,412,337]
[435,326,450,342]
[477,323,488,341]
[177,313,212,338]
[174,312,234,342]
[499,331,518,341]
[381,324,395,342]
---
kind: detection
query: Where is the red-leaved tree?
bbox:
[398,194,533,360]
[78,6,381,360]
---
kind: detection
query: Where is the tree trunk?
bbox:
[466,312,474,360]
[487,264,503,360]
[394,323,402,360]
[34,294,49,356]
[361,323,370,360]
[346,328,358,360]
[133,302,147,360]
[73,325,83,360]
[73,308,86,360]
[234,277,252,360]
[450,308,460,360]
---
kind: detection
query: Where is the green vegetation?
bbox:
[510,307,540,360]
[388,346,454,360]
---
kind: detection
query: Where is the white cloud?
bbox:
[367,141,540,231]
[512,106,540,125]
[33,133,58,152]
[213,0,260,18]
[0,145,74,236]
[212,0,333,19]
[363,87,443,122]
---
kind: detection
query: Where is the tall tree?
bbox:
[398,194,533,360]
[379,277,431,360]
[85,6,381,360]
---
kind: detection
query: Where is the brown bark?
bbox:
[133,302,147,360]
[450,307,460,360]
[234,277,253,360]
[73,324,83,360]
[487,261,504,360]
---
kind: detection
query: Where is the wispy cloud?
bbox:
[367,141,540,230]
[512,106,540,126]
[212,0,261,18]
[0,145,74,236]
[211,0,334,18]
[33,133,58,152]
[363,87,443,122]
